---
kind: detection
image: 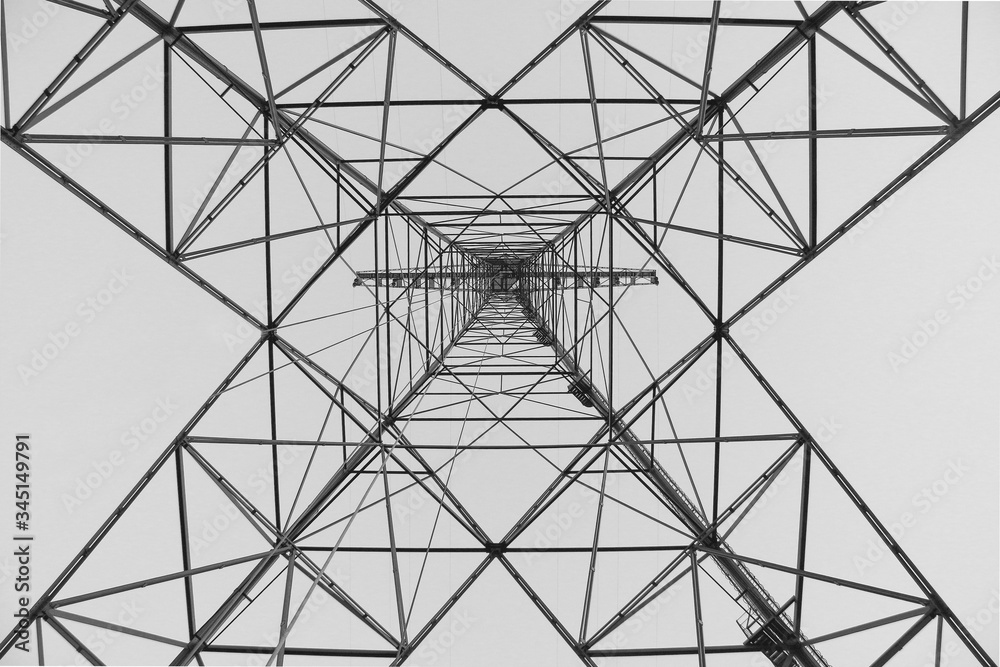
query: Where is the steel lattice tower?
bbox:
[1,0,998,665]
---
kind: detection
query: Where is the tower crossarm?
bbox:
[353,266,658,290]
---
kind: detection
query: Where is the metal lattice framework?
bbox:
[1,0,997,665]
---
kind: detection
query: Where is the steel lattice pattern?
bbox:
[1,0,998,665]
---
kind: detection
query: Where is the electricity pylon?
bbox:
[1,0,997,665]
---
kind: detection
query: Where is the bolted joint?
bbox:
[699,532,721,549]
[484,542,506,557]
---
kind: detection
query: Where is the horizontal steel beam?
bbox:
[178,18,386,33]
[590,16,804,27]
[20,133,277,146]
[701,125,951,141]
[277,96,701,108]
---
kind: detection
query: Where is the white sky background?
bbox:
[0,0,998,665]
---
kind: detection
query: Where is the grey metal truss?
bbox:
[1,0,997,665]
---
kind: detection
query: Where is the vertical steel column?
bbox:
[264,120,282,530]
[808,36,818,249]
[712,128,724,526]
[164,41,173,253]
